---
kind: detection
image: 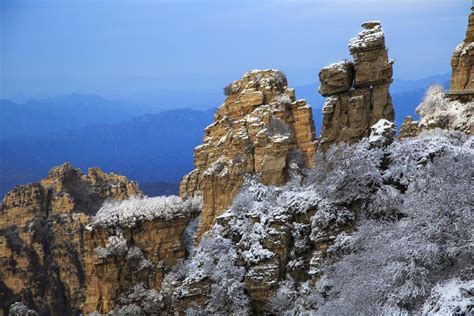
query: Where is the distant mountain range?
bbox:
[0,73,451,198]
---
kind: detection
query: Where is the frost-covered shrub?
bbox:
[416,85,449,120]
[91,196,189,228]
[383,130,468,187]
[173,229,250,314]
[416,85,473,133]
[223,81,239,96]
[310,200,354,243]
[94,232,128,259]
[274,70,288,87]
[313,133,474,314]
[113,283,164,315]
[9,302,38,316]
[312,140,384,205]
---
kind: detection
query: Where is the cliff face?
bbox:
[180,69,316,238]
[318,21,394,150]
[0,164,194,315]
[450,6,474,96]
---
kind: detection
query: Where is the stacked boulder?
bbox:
[318,21,395,150]
[180,69,316,239]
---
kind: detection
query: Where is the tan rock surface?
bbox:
[318,61,354,96]
[319,22,394,151]
[180,69,316,239]
[399,115,420,139]
[0,163,143,315]
[450,7,474,96]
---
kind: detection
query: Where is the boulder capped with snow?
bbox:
[369,119,396,147]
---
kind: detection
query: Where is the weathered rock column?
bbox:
[180,70,316,238]
[318,21,395,150]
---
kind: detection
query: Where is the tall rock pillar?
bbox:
[318,21,394,150]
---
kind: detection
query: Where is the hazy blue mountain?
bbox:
[0,109,214,197]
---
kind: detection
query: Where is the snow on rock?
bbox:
[348,21,385,52]
[369,119,396,147]
[422,279,474,315]
[90,196,189,229]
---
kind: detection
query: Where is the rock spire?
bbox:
[180,69,316,238]
[318,21,395,150]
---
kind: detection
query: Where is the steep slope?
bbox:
[165,130,473,315]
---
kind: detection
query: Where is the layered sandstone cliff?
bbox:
[318,21,394,150]
[180,69,316,238]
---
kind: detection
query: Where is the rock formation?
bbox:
[2,10,474,315]
[368,119,396,147]
[449,6,474,97]
[399,115,420,139]
[318,21,394,150]
[0,164,194,315]
[180,69,316,239]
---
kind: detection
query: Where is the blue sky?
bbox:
[0,0,470,99]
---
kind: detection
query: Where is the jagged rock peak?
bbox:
[318,21,394,150]
[180,69,316,238]
[1,163,142,229]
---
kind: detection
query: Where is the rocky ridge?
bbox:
[400,7,474,137]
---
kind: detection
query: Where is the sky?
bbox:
[0,0,470,99]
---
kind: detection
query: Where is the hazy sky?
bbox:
[0,0,470,98]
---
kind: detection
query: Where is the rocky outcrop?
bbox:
[318,21,394,150]
[0,163,142,230]
[0,163,143,314]
[399,115,420,139]
[180,69,316,239]
[81,196,193,314]
[368,119,396,147]
[0,163,195,315]
[449,6,474,97]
